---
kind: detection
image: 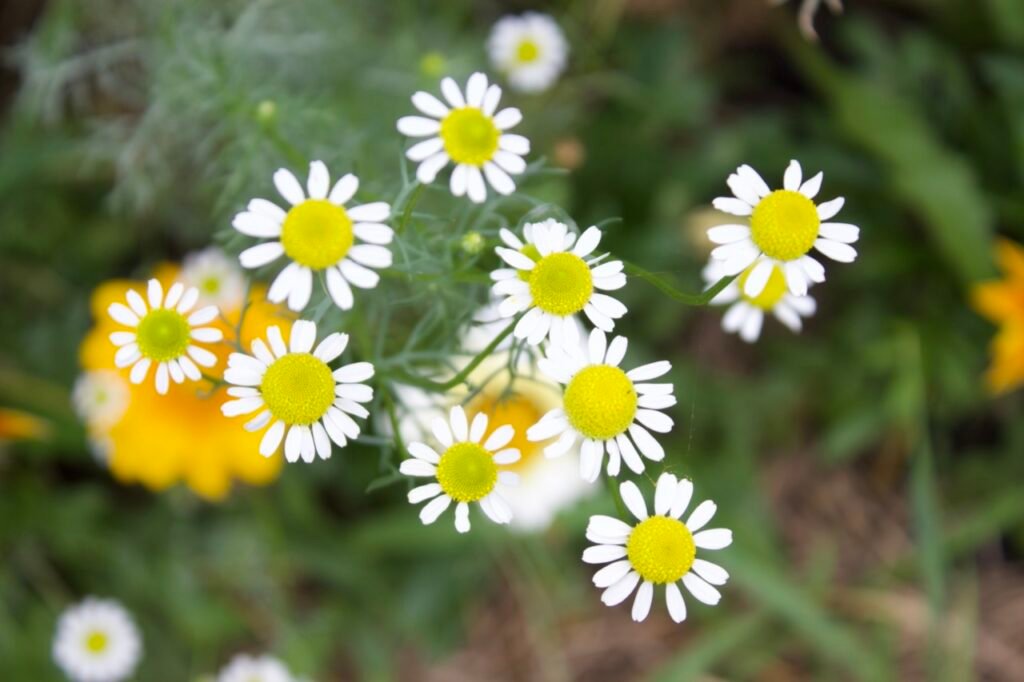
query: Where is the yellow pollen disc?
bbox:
[435,442,498,502]
[563,365,636,441]
[528,252,593,316]
[260,353,335,426]
[517,243,541,282]
[200,275,221,295]
[627,516,696,584]
[516,39,540,63]
[737,264,787,309]
[280,199,354,270]
[749,190,820,262]
[468,394,543,472]
[440,107,500,166]
[136,308,191,361]
[84,630,108,654]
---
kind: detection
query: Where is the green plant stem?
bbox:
[397,182,424,235]
[625,262,736,305]
[383,315,519,392]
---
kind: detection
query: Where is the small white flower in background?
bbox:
[397,72,530,203]
[72,370,129,431]
[488,12,569,93]
[107,279,223,394]
[179,246,246,311]
[704,261,816,343]
[391,305,596,531]
[709,160,859,298]
[52,598,141,682]
[217,653,294,682]
[584,474,732,623]
[492,219,627,346]
[221,320,374,463]
[529,328,675,482]
[233,161,393,312]
[400,405,520,533]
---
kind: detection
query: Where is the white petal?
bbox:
[587,328,607,364]
[654,473,678,516]
[482,162,515,195]
[108,303,139,327]
[737,164,770,197]
[605,335,628,367]
[147,279,163,309]
[273,168,306,205]
[326,267,354,310]
[408,483,442,504]
[440,77,466,107]
[593,560,633,588]
[817,196,845,221]
[492,107,522,130]
[635,409,673,434]
[289,319,317,353]
[259,421,286,457]
[411,91,449,118]
[493,151,526,174]
[239,242,285,269]
[454,501,471,533]
[176,286,199,313]
[582,544,627,564]
[400,459,437,477]
[686,500,717,532]
[465,72,488,107]
[408,442,440,464]
[783,160,802,191]
[800,171,823,199]
[498,133,530,155]
[682,572,721,606]
[339,259,380,289]
[328,173,359,205]
[419,494,452,524]
[307,160,330,199]
[125,289,148,317]
[482,83,502,116]
[619,480,649,521]
[312,421,332,459]
[187,305,218,325]
[707,224,751,245]
[128,357,151,384]
[465,166,487,204]
[155,362,169,394]
[692,559,729,586]
[631,581,654,622]
[248,198,287,222]
[416,152,450,184]
[397,116,441,137]
[450,163,468,196]
[629,424,664,462]
[333,362,374,383]
[484,424,514,451]
[353,222,394,245]
[818,222,859,243]
[670,479,694,519]
[627,361,670,381]
[469,413,488,443]
[601,571,640,606]
[814,238,857,263]
[348,244,393,269]
[431,416,453,448]
[666,582,687,623]
[693,528,733,550]
[347,202,390,222]
[711,197,753,216]
[743,258,774,297]
[449,405,469,442]
[572,226,602,258]
[406,136,445,162]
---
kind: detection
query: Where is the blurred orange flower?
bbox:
[971,238,1024,394]
[78,252,293,500]
[0,407,50,442]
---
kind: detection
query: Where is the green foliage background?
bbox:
[2,0,1023,680]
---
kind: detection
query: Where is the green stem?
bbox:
[397,183,424,235]
[625,262,736,305]
[264,124,307,168]
[383,315,519,392]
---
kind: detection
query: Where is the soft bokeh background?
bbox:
[2,0,1023,680]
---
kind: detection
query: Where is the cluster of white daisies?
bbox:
[83,12,866,662]
[52,598,302,682]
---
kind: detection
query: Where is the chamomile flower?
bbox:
[492,219,627,346]
[107,279,223,395]
[399,405,519,533]
[528,328,675,482]
[584,474,732,623]
[179,246,246,310]
[704,261,816,342]
[233,161,393,312]
[709,160,859,297]
[72,371,129,432]
[52,598,142,682]
[397,72,530,203]
[217,654,293,682]
[222,320,374,463]
[488,12,569,93]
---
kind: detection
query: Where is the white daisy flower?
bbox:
[391,305,595,531]
[233,161,393,312]
[397,72,530,203]
[488,12,569,93]
[107,279,223,395]
[492,219,627,346]
[528,328,675,482]
[704,260,816,343]
[399,405,519,533]
[217,653,293,682]
[221,320,374,463]
[584,474,732,623]
[52,597,142,682]
[72,370,129,431]
[709,160,859,297]
[179,246,246,311]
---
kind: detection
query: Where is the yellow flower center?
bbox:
[528,252,593,316]
[136,308,191,361]
[563,365,637,441]
[516,39,540,63]
[737,263,787,309]
[260,353,335,425]
[627,515,696,584]
[440,107,500,166]
[200,275,221,295]
[84,630,108,654]
[468,393,543,472]
[281,199,354,270]
[749,190,820,262]
[435,442,498,502]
